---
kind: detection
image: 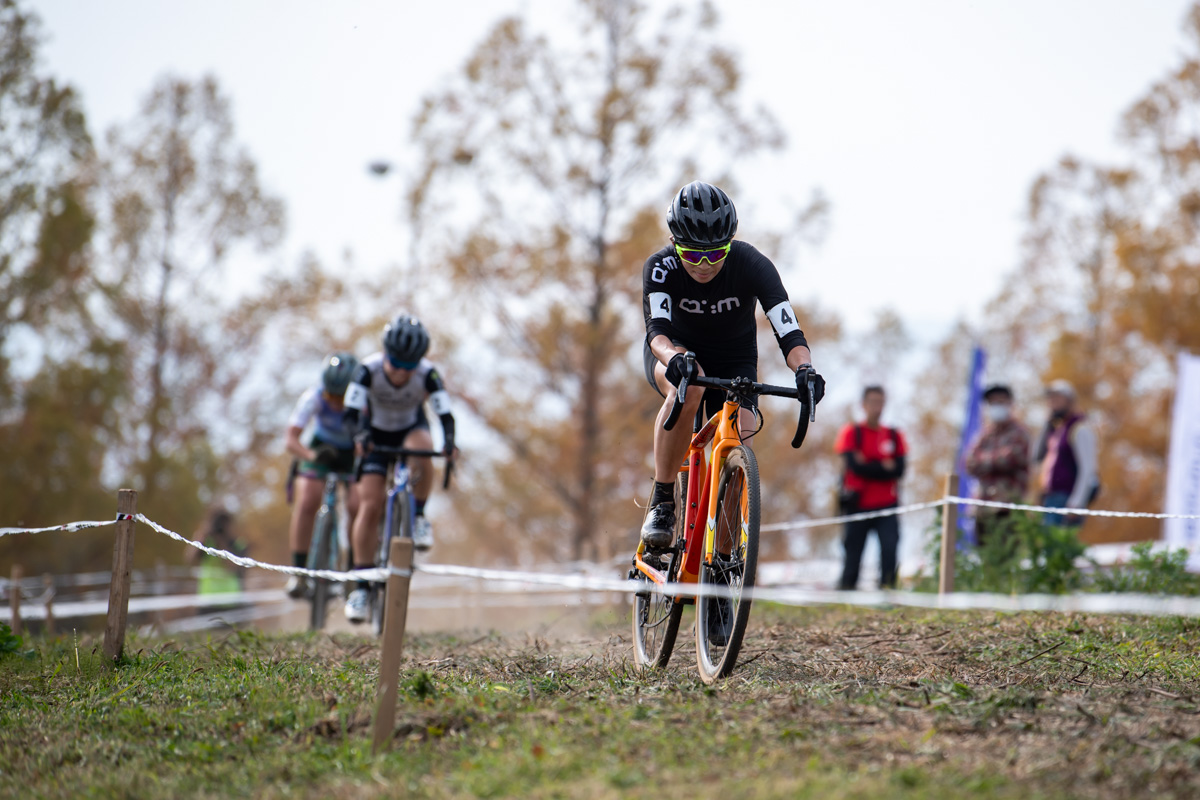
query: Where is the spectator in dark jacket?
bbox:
[1035,379,1099,527]
[834,386,907,589]
[965,384,1031,546]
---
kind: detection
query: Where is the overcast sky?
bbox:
[33,0,1194,345]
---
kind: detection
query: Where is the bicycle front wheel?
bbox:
[695,445,760,684]
[632,474,687,669]
[308,508,336,631]
[372,492,410,637]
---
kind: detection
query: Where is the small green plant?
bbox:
[406,669,437,699]
[1091,542,1200,596]
[0,622,22,656]
[916,511,1086,594]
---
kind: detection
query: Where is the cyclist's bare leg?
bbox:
[288,475,324,554]
[738,407,756,440]
[403,427,436,504]
[351,473,386,566]
[344,481,361,530]
[652,360,706,483]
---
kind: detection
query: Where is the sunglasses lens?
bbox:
[676,244,729,265]
[387,354,418,369]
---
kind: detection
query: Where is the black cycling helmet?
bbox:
[666,181,738,247]
[382,313,430,366]
[321,352,359,395]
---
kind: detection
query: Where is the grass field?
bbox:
[2,605,1200,799]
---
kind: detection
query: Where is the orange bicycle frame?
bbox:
[635,396,745,596]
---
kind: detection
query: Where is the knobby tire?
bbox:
[695,445,760,683]
[632,474,688,669]
[372,492,410,637]
[308,508,336,631]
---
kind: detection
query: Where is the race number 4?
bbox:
[766,301,801,337]
[649,291,672,320]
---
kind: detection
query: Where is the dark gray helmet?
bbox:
[382,314,430,366]
[666,181,738,247]
[321,352,359,395]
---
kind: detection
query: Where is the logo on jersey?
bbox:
[679,297,741,315]
[650,255,680,284]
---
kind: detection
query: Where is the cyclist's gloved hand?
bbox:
[312,444,340,466]
[665,353,699,386]
[354,429,373,452]
[794,364,826,405]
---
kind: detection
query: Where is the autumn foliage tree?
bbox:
[909,2,1200,544]
[3,64,355,574]
[405,0,840,565]
[0,0,123,573]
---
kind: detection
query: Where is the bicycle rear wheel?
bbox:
[632,474,687,669]
[308,508,336,631]
[372,492,410,637]
[695,445,760,684]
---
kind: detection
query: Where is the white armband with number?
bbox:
[429,390,452,416]
[344,383,369,411]
[649,292,672,320]
[766,301,801,337]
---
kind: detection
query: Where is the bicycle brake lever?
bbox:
[662,351,696,432]
[807,375,817,423]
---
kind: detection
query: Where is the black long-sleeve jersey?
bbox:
[642,241,808,361]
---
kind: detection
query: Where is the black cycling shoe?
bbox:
[640,503,676,550]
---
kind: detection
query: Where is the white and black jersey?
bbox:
[642,240,808,361]
[344,353,455,447]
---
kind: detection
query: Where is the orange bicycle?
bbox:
[630,351,816,682]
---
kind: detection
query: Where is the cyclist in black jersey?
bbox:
[640,181,826,548]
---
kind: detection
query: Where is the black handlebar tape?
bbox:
[663,372,689,431]
[790,411,810,449]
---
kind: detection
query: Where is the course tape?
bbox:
[759,499,945,532]
[0,519,118,538]
[7,499,1200,622]
[948,496,1200,520]
[134,514,406,583]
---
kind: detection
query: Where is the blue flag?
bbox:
[955,346,987,546]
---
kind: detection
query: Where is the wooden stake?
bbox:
[42,573,55,636]
[9,564,21,636]
[939,474,958,595]
[372,538,414,754]
[103,490,137,664]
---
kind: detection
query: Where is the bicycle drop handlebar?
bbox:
[662,351,817,449]
[352,445,455,489]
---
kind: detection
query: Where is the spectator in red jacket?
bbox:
[834,385,907,589]
[965,384,1031,546]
